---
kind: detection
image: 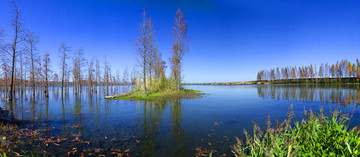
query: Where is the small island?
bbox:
[104,9,206,101]
[105,88,204,101]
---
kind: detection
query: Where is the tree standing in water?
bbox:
[59,43,70,94]
[43,53,50,98]
[8,0,23,101]
[25,32,38,99]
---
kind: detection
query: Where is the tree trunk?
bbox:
[143,57,146,93]
[9,51,16,101]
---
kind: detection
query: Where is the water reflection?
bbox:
[0,85,187,156]
[3,85,360,156]
[257,85,360,107]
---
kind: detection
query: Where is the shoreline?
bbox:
[184,77,360,85]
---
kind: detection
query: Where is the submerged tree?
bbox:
[95,58,100,93]
[24,32,38,98]
[8,0,23,101]
[43,53,50,97]
[59,43,70,94]
[0,29,10,94]
[73,48,85,94]
[87,57,95,91]
[171,9,189,91]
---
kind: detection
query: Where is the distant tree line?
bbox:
[0,0,137,101]
[257,59,360,83]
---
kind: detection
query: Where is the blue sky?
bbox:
[0,0,360,83]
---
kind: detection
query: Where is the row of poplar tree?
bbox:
[257,59,360,81]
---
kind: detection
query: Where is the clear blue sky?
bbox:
[0,0,360,83]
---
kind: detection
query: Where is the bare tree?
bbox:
[122,66,129,85]
[43,53,50,97]
[18,48,25,93]
[8,0,23,101]
[171,9,189,91]
[24,32,38,98]
[73,48,85,94]
[115,69,120,85]
[131,67,137,85]
[87,57,95,91]
[103,55,110,92]
[35,55,43,89]
[147,17,156,86]
[53,73,59,87]
[135,8,149,92]
[59,43,70,94]
[0,29,9,95]
[95,58,100,93]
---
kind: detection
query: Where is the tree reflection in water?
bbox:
[257,85,360,107]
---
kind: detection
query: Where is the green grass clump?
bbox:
[113,88,203,101]
[109,76,205,101]
[232,105,360,156]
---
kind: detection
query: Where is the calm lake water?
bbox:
[1,85,360,156]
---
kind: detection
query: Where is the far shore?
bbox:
[184,77,360,85]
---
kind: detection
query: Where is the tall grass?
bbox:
[232,105,360,156]
[135,76,180,94]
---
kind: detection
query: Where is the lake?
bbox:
[1,84,360,156]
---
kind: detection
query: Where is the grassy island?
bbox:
[106,88,204,101]
[105,75,205,101]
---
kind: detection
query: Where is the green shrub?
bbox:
[135,76,179,94]
[232,105,360,156]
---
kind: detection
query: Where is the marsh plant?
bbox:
[232,105,360,156]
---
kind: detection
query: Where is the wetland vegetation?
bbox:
[232,105,360,156]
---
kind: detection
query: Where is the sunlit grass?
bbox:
[112,88,204,101]
[232,105,360,156]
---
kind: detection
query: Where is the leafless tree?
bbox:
[95,58,100,93]
[147,17,156,86]
[59,43,70,94]
[122,66,129,85]
[73,48,85,94]
[130,67,137,85]
[8,0,24,101]
[24,32,38,98]
[171,9,189,91]
[0,29,9,95]
[53,73,59,87]
[115,69,120,85]
[103,56,109,92]
[87,57,95,91]
[43,53,50,97]
[135,8,149,92]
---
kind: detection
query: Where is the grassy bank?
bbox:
[232,105,360,156]
[107,88,204,101]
